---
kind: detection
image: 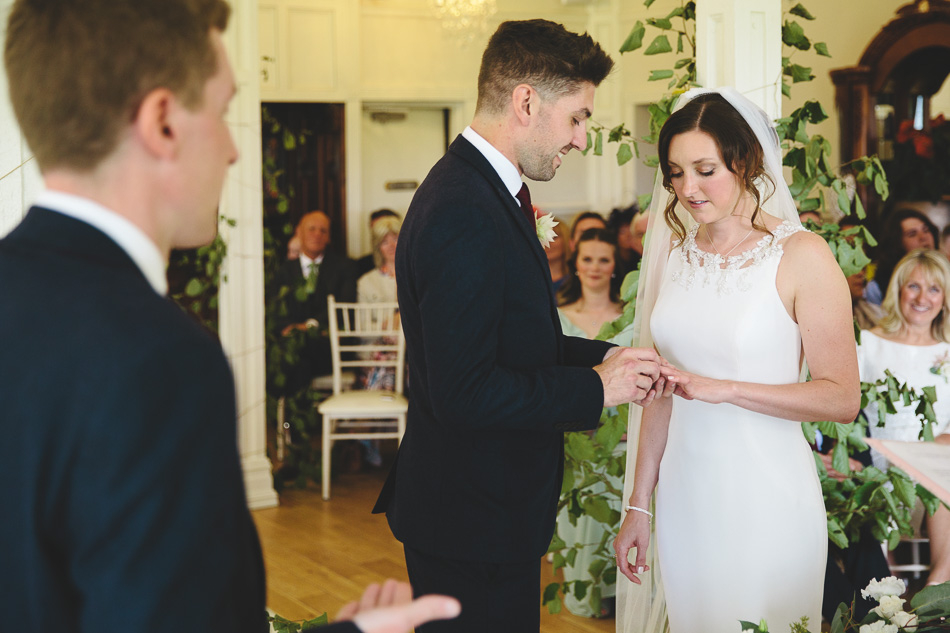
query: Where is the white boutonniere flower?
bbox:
[930,351,950,382]
[535,210,558,248]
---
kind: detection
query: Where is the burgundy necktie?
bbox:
[516,182,534,226]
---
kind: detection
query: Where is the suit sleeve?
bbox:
[562,334,614,368]
[408,203,605,431]
[68,330,267,633]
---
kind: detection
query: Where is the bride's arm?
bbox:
[662,231,861,423]
[614,394,672,583]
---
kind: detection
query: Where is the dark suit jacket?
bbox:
[374,136,613,564]
[0,208,361,633]
[274,250,357,332]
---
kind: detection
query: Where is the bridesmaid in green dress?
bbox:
[554,228,634,617]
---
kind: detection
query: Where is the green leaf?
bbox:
[785,63,815,83]
[572,580,589,600]
[620,21,645,53]
[782,20,811,50]
[781,80,791,98]
[789,3,816,19]
[892,474,916,507]
[582,496,619,524]
[644,35,673,56]
[617,143,634,166]
[594,130,603,156]
[799,197,820,211]
[832,441,850,475]
[910,582,950,617]
[637,192,653,212]
[814,42,831,57]
[677,32,684,54]
[566,432,596,462]
[282,129,296,150]
[666,6,685,19]
[644,0,658,7]
[647,69,674,82]
[646,17,673,30]
[828,517,848,549]
[588,557,608,578]
[184,278,205,297]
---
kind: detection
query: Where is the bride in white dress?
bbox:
[613,88,861,633]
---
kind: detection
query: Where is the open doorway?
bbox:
[262,102,346,258]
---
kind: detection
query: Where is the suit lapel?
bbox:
[449,137,558,303]
[448,137,564,358]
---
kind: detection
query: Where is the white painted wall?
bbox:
[259,0,910,254]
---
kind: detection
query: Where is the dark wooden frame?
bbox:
[831,0,950,221]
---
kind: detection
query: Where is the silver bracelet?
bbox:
[625,505,654,518]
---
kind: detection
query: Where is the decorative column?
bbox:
[219,0,279,510]
[695,0,783,119]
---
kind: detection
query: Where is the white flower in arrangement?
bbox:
[535,211,558,248]
[888,610,918,629]
[861,576,906,602]
[931,350,950,382]
[872,594,905,619]
[858,621,898,633]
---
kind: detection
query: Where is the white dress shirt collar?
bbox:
[34,190,168,296]
[299,252,324,276]
[462,126,524,202]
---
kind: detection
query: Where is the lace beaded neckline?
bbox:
[671,220,806,295]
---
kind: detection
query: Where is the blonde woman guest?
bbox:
[546,219,570,292]
[355,216,401,467]
[858,248,950,586]
[357,216,400,304]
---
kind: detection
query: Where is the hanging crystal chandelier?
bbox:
[430,0,498,45]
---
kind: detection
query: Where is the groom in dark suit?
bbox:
[0,1,457,632]
[373,19,661,632]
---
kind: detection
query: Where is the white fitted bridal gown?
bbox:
[649,221,826,633]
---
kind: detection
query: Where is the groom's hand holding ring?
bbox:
[595,347,660,407]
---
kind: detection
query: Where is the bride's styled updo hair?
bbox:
[656,92,776,243]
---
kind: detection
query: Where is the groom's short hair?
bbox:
[4,0,230,173]
[476,19,614,116]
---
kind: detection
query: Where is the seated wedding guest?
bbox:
[858,248,950,586]
[545,218,570,291]
[353,215,401,468]
[358,215,400,304]
[555,228,634,618]
[357,208,401,277]
[0,0,458,631]
[941,224,950,261]
[865,208,938,305]
[630,209,648,258]
[607,203,642,280]
[799,210,822,226]
[849,267,884,330]
[287,234,301,260]
[558,228,629,340]
[274,210,358,394]
[569,211,606,253]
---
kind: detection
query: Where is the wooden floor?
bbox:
[252,466,614,633]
